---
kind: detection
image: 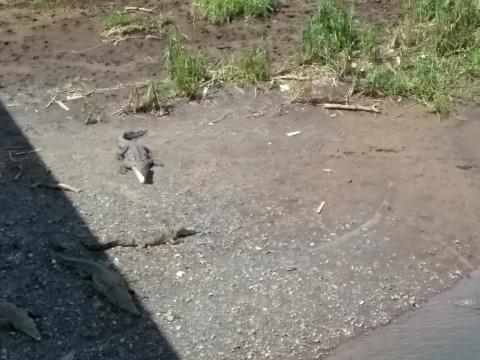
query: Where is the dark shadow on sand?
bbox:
[0,101,179,359]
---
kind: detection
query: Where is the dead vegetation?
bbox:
[100,8,172,44]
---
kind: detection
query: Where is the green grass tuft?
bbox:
[402,0,480,54]
[359,25,380,63]
[149,13,172,28]
[194,0,280,23]
[359,64,405,97]
[300,0,357,70]
[103,11,135,29]
[218,48,270,85]
[127,81,173,113]
[165,36,207,98]
[356,0,480,114]
[359,53,470,114]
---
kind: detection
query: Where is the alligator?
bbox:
[82,226,197,251]
[117,130,155,184]
[0,301,41,341]
[53,253,140,316]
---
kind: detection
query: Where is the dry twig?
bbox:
[46,95,57,108]
[316,201,326,214]
[13,164,23,181]
[14,148,41,156]
[55,100,70,111]
[323,103,381,113]
[32,182,82,193]
[145,35,163,41]
[124,6,156,13]
[210,112,233,124]
[70,43,106,54]
[272,75,310,82]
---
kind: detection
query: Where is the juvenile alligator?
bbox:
[117,130,155,184]
[0,301,41,341]
[82,226,197,251]
[53,253,140,316]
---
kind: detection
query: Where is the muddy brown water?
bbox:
[328,269,480,359]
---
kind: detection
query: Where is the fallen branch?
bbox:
[32,182,82,193]
[124,6,156,13]
[323,103,381,113]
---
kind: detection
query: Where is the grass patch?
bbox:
[103,10,171,30]
[299,0,357,71]
[125,39,270,111]
[150,13,172,28]
[359,25,380,63]
[355,0,480,114]
[103,11,135,29]
[101,10,172,44]
[126,81,173,113]
[400,0,480,54]
[194,0,280,23]
[296,0,480,114]
[165,36,207,98]
[217,48,270,85]
[359,54,456,113]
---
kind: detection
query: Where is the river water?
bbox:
[328,270,480,360]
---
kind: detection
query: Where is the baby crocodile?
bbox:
[82,226,197,251]
[117,130,154,184]
[54,253,140,316]
[0,301,41,341]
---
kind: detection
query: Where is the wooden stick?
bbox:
[13,164,23,181]
[70,43,106,54]
[316,201,326,214]
[272,75,310,81]
[55,100,70,111]
[210,112,233,124]
[145,35,163,41]
[323,103,381,113]
[32,182,82,193]
[286,130,302,137]
[124,6,156,13]
[111,108,125,116]
[66,94,85,101]
[14,148,41,156]
[46,95,57,108]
